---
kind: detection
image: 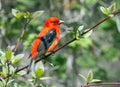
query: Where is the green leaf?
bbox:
[12,9,19,17]
[7,79,14,86]
[17,70,26,76]
[90,79,102,83]
[76,25,84,38]
[9,65,15,74]
[82,30,93,38]
[48,62,54,67]
[0,72,7,78]
[100,4,116,16]
[108,3,116,13]
[12,54,24,65]
[35,69,44,77]
[87,70,93,83]
[5,47,12,60]
[2,67,7,74]
[78,25,84,32]
[15,12,23,19]
[100,6,109,15]
[108,14,114,17]
[12,58,21,65]
[114,15,120,32]
[0,50,5,57]
[23,11,31,19]
[0,81,3,87]
[31,71,36,78]
[28,79,34,82]
[12,9,32,19]
[0,78,6,86]
[78,74,87,82]
[34,61,44,77]
[13,83,19,87]
[76,30,81,39]
[39,77,52,80]
[35,61,44,71]
[32,11,44,19]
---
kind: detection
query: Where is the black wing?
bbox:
[37,29,56,52]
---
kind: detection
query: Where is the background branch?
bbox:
[13,19,31,53]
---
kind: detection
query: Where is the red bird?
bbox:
[27,17,64,73]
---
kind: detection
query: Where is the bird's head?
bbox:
[44,17,64,27]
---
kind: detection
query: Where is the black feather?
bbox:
[38,29,56,52]
[27,59,33,74]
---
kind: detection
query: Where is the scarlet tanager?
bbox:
[27,17,64,73]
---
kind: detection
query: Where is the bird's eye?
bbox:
[53,21,59,24]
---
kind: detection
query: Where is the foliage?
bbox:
[79,70,101,84]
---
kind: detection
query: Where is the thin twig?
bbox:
[84,82,120,87]
[81,10,120,35]
[81,16,110,35]
[13,19,31,53]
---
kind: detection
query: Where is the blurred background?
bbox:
[0,0,120,87]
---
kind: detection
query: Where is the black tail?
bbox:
[27,59,33,74]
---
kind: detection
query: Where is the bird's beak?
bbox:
[59,20,64,24]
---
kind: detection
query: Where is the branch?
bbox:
[84,82,120,87]
[13,19,31,53]
[5,9,120,79]
[14,38,77,74]
[81,10,120,35]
